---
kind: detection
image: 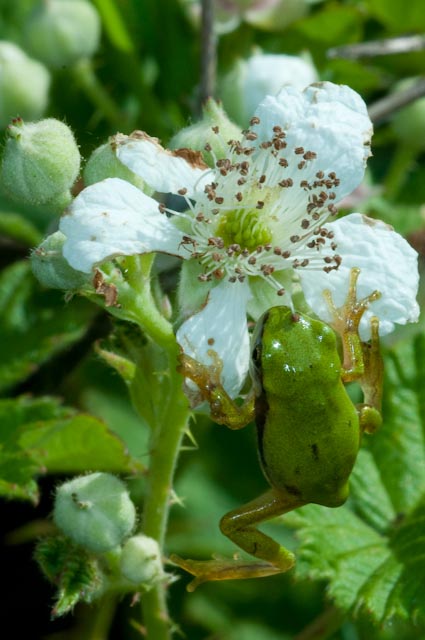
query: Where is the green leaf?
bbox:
[367,0,425,31]
[0,261,96,392]
[295,5,362,45]
[0,211,42,246]
[285,336,425,629]
[0,396,143,502]
[35,536,104,618]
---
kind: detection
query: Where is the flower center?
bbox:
[215,208,272,252]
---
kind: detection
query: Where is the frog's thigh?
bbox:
[220,487,304,571]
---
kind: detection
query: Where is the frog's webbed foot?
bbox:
[177,351,255,429]
[169,553,292,592]
[323,267,381,380]
[324,267,381,341]
[324,267,383,426]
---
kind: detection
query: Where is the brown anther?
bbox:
[213,268,224,279]
[259,174,266,184]
[279,158,288,168]
[212,126,219,134]
[329,192,336,200]
[250,116,261,126]
[215,196,224,204]
[264,243,272,251]
[256,246,263,253]
[303,151,317,160]
[260,141,273,149]
[273,247,282,255]
[307,240,316,248]
[282,250,291,259]
[328,172,336,179]
[204,143,212,152]
[260,264,275,276]
[228,276,237,283]
[301,259,309,267]
[328,204,338,215]
[300,180,310,189]
[279,178,293,188]
[248,256,257,265]
[237,177,247,185]
[316,170,324,179]
[324,256,332,264]
[312,212,320,220]
[295,147,305,155]
[238,275,246,282]
[236,192,243,202]
[298,161,306,170]
[301,219,310,229]
[256,200,264,209]
[244,131,258,141]
[290,235,300,243]
[196,213,205,221]
[178,188,188,195]
[242,248,249,257]
[277,288,285,296]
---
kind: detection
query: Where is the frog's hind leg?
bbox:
[170,488,304,591]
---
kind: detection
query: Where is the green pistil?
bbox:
[215,209,272,251]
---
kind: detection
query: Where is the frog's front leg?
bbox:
[170,488,303,591]
[178,351,255,429]
[324,267,383,434]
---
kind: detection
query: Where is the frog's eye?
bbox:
[251,343,262,368]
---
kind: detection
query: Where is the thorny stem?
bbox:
[199,0,217,109]
[123,254,190,639]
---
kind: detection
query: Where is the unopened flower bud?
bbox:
[24,0,101,69]
[84,139,147,191]
[392,78,425,150]
[31,231,90,290]
[220,52,318,126]
[1,118,80,208]
[0,42,50,128]
[169,99,241,167]
[53,472,136,553]
[120,535,164,586]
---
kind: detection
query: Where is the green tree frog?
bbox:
[171,268,383,591]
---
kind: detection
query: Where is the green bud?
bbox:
[1,117,81,207]
[120,535,164,586]
[24,0,101,69]
[0,41,50,129]
[244,0,309,31]
[169,98,241,167]
[53,472,136,553]
[84,139,147,191]
[220,51,318,126]
[392,79,425,150]
[31,231,90,290]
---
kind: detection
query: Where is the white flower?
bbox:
[60,82,419,397]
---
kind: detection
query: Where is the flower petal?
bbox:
[60,178,185,272]
[114,131,210,196]
[299,214,420,339]
[176,280,251,398]
[252,82,372,202]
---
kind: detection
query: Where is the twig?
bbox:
[368,77,425,124]
[328,35,425,60]
[199,0,217,109]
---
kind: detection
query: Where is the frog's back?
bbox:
[253,306,360,508]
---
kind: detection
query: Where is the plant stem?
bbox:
[124,254,190,638]
[141,351,190,639]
